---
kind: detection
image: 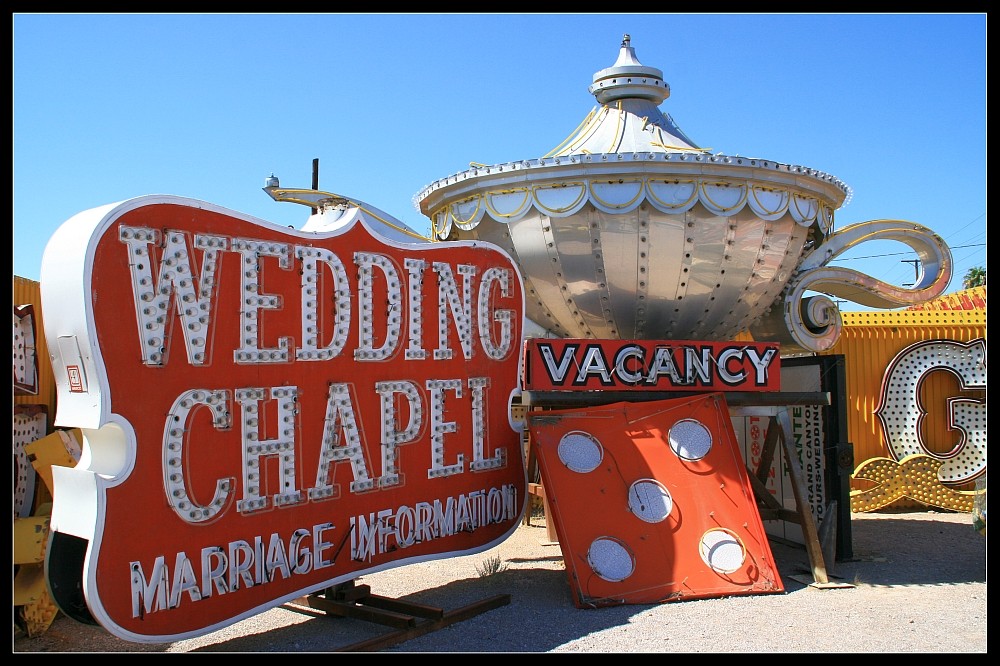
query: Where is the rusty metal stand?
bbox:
[524,439,560,543]
[283,581,510,652]
[731,405,831,586]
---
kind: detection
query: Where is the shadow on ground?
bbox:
[14,511,985,653]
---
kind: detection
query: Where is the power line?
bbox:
[827,242,985,262]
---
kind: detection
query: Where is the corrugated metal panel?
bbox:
[13,276,57,425]
[906,285,986,311]
[840,308,986,327]
[820,309,986,505]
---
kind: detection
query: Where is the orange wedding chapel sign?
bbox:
[38,195,527,643]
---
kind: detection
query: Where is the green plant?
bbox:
[963,266,986,289]
[475,554,508,578]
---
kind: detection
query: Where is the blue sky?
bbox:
[13,13,986,309]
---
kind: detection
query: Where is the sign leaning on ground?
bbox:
[38,195,527,643]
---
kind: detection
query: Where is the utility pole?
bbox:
[901,259,920,287]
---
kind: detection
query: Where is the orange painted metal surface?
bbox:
[905,285,986,312]
[529,394,783,608]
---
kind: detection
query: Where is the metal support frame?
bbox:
[773,407,829,585]
[283,581,510,652]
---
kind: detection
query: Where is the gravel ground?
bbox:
[13,510,987,653]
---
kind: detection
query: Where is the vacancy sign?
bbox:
[522,339,780,392]
[39,195,526,643]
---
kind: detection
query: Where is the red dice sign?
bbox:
[529,393,783,607]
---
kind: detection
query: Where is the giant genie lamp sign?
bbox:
[38,195,526,643]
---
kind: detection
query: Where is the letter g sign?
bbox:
[875,338,986,485]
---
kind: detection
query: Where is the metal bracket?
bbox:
[283,581,511,651]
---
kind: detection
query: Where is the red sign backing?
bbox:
[39,196,526,642]
[522,338,780,392]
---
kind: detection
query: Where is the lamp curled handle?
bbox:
[752,219,952,354]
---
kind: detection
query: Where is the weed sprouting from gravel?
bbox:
[475,554,509,577]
